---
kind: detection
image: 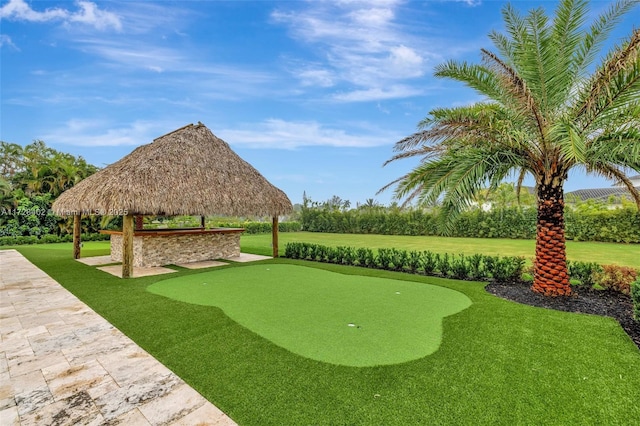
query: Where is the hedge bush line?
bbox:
[285,242,639,298]
[300,207,640,243]
[284,242,525,282]
[212,221,301,234]
[0,233,110,246]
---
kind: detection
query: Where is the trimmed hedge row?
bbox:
[285,242,639,302]
[212,221,301,234]
[0,233,110,246]
[284,242,525,283]
[300,207,640,243]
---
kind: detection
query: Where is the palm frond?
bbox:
[547,0,589,108]
[574,28,640,129]
[480,48,547,141]
[572,0,639,75]
[552,121,587,165]
[433,61,503,101]
[588,128,640,169]
[515,169,531,204]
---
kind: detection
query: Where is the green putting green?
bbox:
[148,264,471,366]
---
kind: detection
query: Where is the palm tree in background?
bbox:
[381,0,640,296]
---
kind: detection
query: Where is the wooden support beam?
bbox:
[135,215,144,230]
[73,215,81,259]
[200,215,206,228]
[122,214,134,278]
[272,215,279,258]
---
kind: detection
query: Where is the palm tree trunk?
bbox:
[532,182,571,296]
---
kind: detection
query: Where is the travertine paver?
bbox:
[0,249,237,426]
[96,264,178,278]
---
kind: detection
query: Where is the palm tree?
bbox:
[381,0,640,296]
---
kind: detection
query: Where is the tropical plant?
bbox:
[380,0,640,296]
[0,177,17,212]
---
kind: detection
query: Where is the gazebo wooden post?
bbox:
[272,215,279,258]
[200,215,206,228]
[73,214,81,259]
[122,214,134,278]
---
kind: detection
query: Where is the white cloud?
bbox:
[272,1,433,100]
[68,1,121,31]
[388,45,423,77]
[332,85,423,102]
[218,119,396,149]
[0,0,67,22]
[43,119,173,146]
[0,34,18,50]
[0,0,121,31]
[297,68,335,87]
[44,118,398,150]
[74,38,182,72]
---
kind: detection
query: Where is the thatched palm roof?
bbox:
[52,123,292,217]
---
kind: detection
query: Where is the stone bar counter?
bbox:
[100,228,244,267]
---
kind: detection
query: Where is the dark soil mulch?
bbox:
[486,282,640,350]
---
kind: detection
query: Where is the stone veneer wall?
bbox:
[110,232,241,267]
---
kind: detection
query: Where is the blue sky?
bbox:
[1,0,637,206]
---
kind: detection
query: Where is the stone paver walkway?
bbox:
[0,250,237,426]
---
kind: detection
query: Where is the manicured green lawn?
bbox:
[148,264,471,366]
[9,243,640,425]
[242,232,640,267]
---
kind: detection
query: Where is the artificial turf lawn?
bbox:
[8,243,640,425]
[148,264,471,366]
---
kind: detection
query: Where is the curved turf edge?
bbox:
[147,264,471,366]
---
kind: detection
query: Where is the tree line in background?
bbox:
[299,192,640,243]
[0,140,119,240]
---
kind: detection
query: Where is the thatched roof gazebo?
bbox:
[52,122,292,277]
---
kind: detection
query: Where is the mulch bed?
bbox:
[486,282,640,350]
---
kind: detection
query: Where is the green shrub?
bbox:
[467,254,485,280]
[376,248,393,270]
[336,246,355,265]
[451,254,470,280]
[284,242,301,259]
[41,234,61,243]
[435,253,452,277]
[631,279,640,321]
[567,261,602,287]
[355,247,375,268]
[406,251,423,274]
[422,251,437,275]
[482,255,525,283]
[593,265,638,295]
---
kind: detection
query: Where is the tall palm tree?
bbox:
[381,0,640,296]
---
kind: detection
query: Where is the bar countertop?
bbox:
[99,227,245,237]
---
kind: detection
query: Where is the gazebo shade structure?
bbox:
[52,122,293,277]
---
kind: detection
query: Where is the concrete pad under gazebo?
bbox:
[52,122,292,278]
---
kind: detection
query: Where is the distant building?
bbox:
[565,175,640,205]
